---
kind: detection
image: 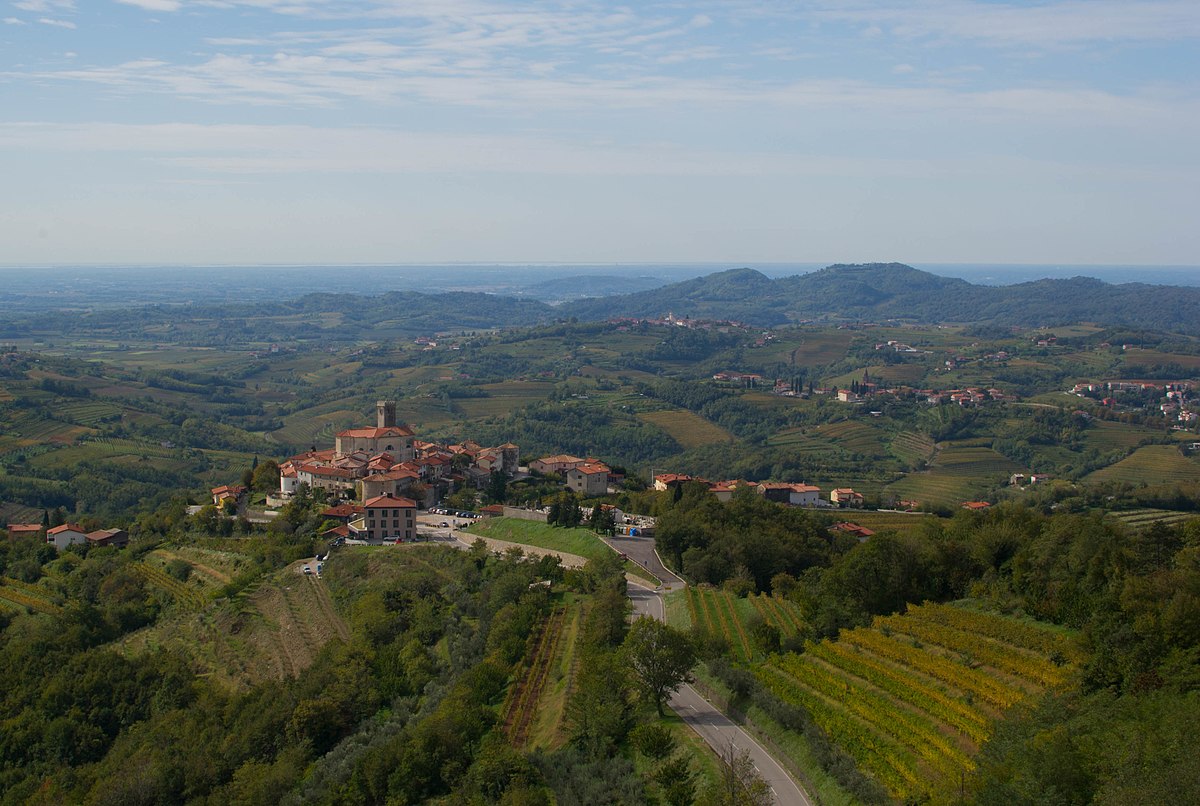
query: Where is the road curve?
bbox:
[628,583,815,806]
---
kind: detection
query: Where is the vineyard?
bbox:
[755,601,1081,803]
[130,562,209,610]
[636,408,732,449]
[0,577,64,615]
[1108,508,1200,531]
[1085,444,1200,486]
[685,586,804,660]
[501,606,569,748]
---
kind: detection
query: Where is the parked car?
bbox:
[302,566,312,575]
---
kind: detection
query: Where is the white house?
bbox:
[788,484,821,507]
[46,523,89,551]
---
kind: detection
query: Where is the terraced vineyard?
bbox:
[1108,508,1200,531]
[755,601,1080,804]
[0,577,64,615]
[889,430,936,467]
[636,408,732,448]
[502,606,568,748]
[130,562,209,610]
[884,442,1024,509]
[1085,444,1200,486]
[55,400,124,426]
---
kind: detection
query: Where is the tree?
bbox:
[623,617,696,716]
[589,504,616,536]
[251,459,280,493]
[714,741,772,806]
[485,470,508,504]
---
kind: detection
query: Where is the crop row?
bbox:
[0,583,63,615]
[503,607,567,747]
[842,627,1025,710]
[906,602,1085,665]
[756,665,927,802]
[876,614,1069,689]
[772,653,973,779]
[807,640,991,744]
[750,593,804,637]
[691,588,753,660]
[132,563,208,609]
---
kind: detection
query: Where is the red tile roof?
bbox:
[337,426,414,438]
[363,495,417,509]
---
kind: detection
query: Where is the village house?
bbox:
[653,473,694,491]
[787,484,822,507]
[360,495,416,542]
[6,523,43,539]
[708,480,751,503]
[831,522,875,540]
[46,523,89,551]
[831,488,864,508]
[566,461,611,497]
[961,501,992,511]
[359,467,420,501]
[210,484,246,507]
[86,528,129,548]
[530,454,586,475]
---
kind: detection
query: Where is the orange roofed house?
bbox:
[831,488,865,508]
[530,454,586,475]
[361,495,417,542]
[566,461,611,497]
[6,523,43,539]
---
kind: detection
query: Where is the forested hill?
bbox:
[563,264,1200,334]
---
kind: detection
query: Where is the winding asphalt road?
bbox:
[628,582,814,806]
[422,520,813,804]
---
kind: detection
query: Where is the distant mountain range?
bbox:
[4,263,1198,342]
[561,263,1200,334]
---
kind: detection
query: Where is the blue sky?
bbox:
[2,1,1198,265]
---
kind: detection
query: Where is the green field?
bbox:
[1086,445,1200,486]
[462,517,658,585]
[636,408,732,448]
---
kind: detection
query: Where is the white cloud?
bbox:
[816,0,1200,48]
[892,63,915,74]
[115,0,182,11]
[3,16,26,24]
[13,0,73,10]
[37,16,75,28]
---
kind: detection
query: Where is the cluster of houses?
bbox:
[5,522,129,551]
[266,401,522,543]
[1070,380,1196,426]
[276,401,520,507]
[651,473,864,509]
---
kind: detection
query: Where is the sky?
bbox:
[2,1,1198,266]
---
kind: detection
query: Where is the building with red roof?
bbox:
[361,495,417,542]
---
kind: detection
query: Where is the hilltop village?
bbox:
[250,400,879,544]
